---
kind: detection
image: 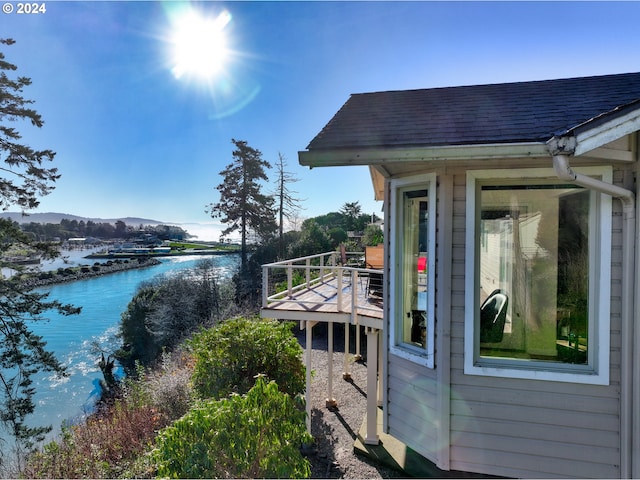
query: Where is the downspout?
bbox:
[550,147,636,478]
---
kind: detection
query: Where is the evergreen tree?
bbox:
[0,39,60,211]
[339,201,362,231]
[206,139,277,267]
[0,38,80,456]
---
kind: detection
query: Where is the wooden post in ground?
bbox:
[365,327,380,445]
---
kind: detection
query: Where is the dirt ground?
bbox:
[296,323,404,479]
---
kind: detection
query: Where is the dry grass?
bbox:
[21,349,195,479]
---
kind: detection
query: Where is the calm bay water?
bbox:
[4,252,239,451]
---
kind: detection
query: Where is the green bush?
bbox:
[152,377,311,479]
[189,317,305,399]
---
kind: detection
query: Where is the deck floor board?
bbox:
[264,276,383,320]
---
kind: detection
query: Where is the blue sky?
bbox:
[4,1,640,239]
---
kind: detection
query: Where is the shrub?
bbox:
[152,377,311,479]
[22,350,195,479]
[23,400,165,479]
[116,262,222,372]
[127,348,195,421]
[189,317,305,399]
[115,283,161,371]
[362,223,384,247]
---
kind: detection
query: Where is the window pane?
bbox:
[479,184,589,364]
[400,190,428,349]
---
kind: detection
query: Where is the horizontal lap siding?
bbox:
[387,353,440,461]
[447,170,623,478]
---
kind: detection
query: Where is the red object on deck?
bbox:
[417,256,426,272]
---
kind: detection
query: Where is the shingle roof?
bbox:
[306,72,640,151]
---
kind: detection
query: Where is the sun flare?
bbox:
[169,9,232,80]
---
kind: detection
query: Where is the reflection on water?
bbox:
[1,253,239,452]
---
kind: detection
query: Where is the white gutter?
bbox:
[552,153,636,479]
[299,142,550,167]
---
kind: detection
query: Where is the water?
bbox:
[2,252,239,452]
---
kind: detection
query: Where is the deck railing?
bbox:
[261,251,382,317]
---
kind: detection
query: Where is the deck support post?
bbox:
[305,320,313,434]
[377,331,383,407]
[343,322,351,380]
[365,327,380,445]
[326,322,336,407]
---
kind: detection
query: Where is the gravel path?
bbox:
[296,323,403,479]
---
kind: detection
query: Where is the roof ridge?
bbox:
[351,71,640,97]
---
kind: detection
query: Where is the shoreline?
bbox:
[85,249,239,259]
[20,257,162,289]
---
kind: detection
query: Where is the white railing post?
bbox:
[337,268,343,310]
[305,258,311,288]
[287,262,293,298]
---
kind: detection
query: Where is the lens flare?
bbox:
[162,4,261,119]
[170,9,232,80]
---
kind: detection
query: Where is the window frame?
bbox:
[389,173,437,368]
[464,167,612,385]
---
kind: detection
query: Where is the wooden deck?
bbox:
[260,251,385,445]
[261,273,383,329]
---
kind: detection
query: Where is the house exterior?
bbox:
[297,73,640,479]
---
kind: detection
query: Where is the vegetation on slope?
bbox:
[22,318,310,479]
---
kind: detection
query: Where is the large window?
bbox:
[465,168,611,384]
[390,174,436,367]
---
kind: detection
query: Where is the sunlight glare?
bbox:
[170,9,232,80]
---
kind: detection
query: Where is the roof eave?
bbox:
[298,142,550,168]
[573,106,640,156]
[548,103,640,157]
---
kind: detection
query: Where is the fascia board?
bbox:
[368,166,387,201]
[574,109,640,158]
[298,142,549,168]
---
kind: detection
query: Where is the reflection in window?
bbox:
[479,184,589,364]
[400,190,428,351]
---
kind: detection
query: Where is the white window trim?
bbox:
[464,167,612,385]
[389,173,437,368]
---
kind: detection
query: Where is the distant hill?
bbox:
[0,212,165,226]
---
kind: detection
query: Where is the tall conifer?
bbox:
[0,38,80,458]
[207,139,277,267]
